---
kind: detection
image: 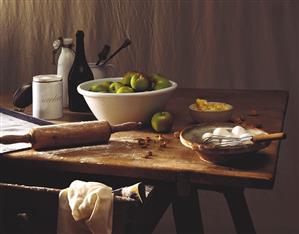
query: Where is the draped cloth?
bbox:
[57,180,113,234]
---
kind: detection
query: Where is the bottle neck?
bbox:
[74,35,87,63]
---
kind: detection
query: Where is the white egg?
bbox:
[231,126,247,137]
[213,128,231,137]
[202,132,213,140]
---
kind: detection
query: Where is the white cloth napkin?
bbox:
[57,180,113,234]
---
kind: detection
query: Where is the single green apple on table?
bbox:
[109,82,124,93]
[151,111,174,133]
[89,84,108,92]
[120,72,136,86]
[151,73,171,90]
[130,73,150,92]
[116,86,134,93]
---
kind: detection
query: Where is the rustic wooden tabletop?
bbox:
[0,88,289,189]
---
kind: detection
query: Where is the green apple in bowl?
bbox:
[152,73,172,90]
[151,111,174,133]
[130,73,150,92]
[120,72,136,86]
[116,86,134,93]
[90,84,108,92]
[101,81,112,90]
[109,82,124,93]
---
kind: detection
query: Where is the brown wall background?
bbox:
[0,0,298,233]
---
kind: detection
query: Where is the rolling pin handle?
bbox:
[110,122,143,133]
[252,132,286,142]
[0,134,32,145]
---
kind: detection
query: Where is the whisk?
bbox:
[202,132,286,147]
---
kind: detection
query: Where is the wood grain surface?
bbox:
[0,89,289,189]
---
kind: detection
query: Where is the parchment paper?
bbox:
[0,109,51,154]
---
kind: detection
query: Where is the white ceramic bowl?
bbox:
[189,102,233,123]
[77,77,177,124]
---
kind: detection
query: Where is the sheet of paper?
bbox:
[0,112,39,154]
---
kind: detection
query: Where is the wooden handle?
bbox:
[252,132,286,142]
[111,122,142,133]
[0,134,31,144]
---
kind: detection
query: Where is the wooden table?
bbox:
[0,89,289,234]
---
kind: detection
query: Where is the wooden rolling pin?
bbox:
[0,121,141,150]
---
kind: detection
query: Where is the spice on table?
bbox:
[136,138,145,145]
[159,141,167,148]
[144,151,153,158]
[135,138,149,148]
[145,137,152,143]
[156,134,165,141]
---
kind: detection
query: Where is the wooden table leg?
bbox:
[172,188,204,234]
[223,189,256,234]
[131,184,173,234]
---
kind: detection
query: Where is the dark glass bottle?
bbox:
[68,30,94,112]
